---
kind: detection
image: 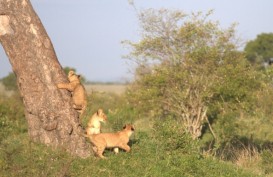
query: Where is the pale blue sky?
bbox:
[1,0,273,82]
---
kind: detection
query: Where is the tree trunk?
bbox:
[0,0,90,158]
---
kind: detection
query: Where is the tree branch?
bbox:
[205,116,217,140]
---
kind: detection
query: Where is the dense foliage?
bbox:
[244,33,273,64]
[124,9,273,161]
[1,72,17,91]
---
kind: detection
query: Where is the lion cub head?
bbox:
[86,109,107,135]
[122,124,135,136]
[67,70,81,83]
[96,109,107,123]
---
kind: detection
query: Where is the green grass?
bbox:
[0,91,270,177]
[0,131,259,177]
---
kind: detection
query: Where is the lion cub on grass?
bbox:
[86,109,107,135]
[85,124,135,159]
[57,70,87,116]
[86,109,119,154]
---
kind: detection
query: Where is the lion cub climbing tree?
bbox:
[57,70,87,118]
[0,0,90,157]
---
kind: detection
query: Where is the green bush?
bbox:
[244,33,273,64]
[122,8,273,176]
[154,117,200,155]
[124,9,265,142]
[0,94,26,142]
[1,72,17,91]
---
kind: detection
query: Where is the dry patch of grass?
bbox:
[234,146,262,175]
[85,84,127,95]
[0,83,14,96]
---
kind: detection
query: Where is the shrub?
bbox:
[1,72,17,91]
[154,117,200,156]
[124,9,263,142]
[0,94,26,142]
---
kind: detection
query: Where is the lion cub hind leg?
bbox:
[119,144,131,152]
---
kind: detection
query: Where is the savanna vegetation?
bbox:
[1,8,273,177]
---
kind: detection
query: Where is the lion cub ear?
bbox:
[97,109,103,116]
[68,70,75,75]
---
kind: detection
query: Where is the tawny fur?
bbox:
[84,124,135,159]
[86,109,107,136]
[86,109,119,154]
[57,70,87,117]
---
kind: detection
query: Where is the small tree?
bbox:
[125,9,260,140]
[244,33,273,64]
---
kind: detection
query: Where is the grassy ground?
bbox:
[0,85,271,177]
[0,127,258,177]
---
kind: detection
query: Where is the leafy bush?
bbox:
[1,72,17,91]
[244,33,273,64]
[154,117,200,155]
[124,9,264,142]
[0,94,26,142]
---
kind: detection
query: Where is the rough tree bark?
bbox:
[0,0,91,158]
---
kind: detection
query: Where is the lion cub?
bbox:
[86,109,107,135]
[85,124,135,159]
[57,70,87,116]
